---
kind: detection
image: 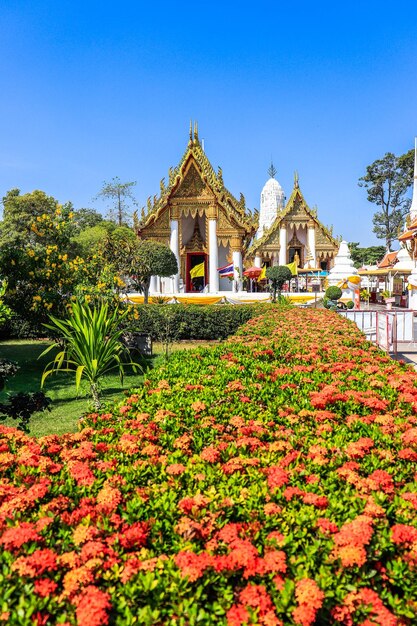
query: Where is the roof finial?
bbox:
[294,170,299,188]
[189,120,193,141]
[267,162,277,179]
[194,121,199,143]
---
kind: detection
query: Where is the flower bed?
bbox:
[1,308,417,624]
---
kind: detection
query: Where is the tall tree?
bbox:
[132,241,178,303]
[94,177,137,227]
[359,149,414,251]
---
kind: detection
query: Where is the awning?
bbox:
[358,268,412,276]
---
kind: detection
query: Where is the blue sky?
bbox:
[1,0,416,247]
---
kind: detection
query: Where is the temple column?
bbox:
[308,222,316,267]
[150,276,158,294]
[170,219,180,293]
[208,217,219,293]
[279,226,287,265]
[231,237,243,292]
[254,255,262,268]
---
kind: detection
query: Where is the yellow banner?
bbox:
[190,262,205,278]
[285,261,298,276]
[257,265,266,281]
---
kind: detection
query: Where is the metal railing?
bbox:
[339,310,415,354]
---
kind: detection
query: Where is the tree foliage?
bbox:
[266,266,292,302]
[359,149,414,251]
[133,241,178,304]
[71,207,104,232]
[0,189,74,247]
[94,177,137,227]
[348,242,386,268]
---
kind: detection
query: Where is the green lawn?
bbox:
[0,339,217,437]
[0,339,150,437]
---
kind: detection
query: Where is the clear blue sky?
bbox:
[1,0,416,247]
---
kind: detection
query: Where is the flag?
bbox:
[190,262,205,278]
[285,261,298,276]
[257,265,266,281]
[217,263,234,278]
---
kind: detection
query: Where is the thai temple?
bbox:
[136,124,340,295]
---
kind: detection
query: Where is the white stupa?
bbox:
[327,240,358,287]
[394,245,414,271]
[256,163,285,238]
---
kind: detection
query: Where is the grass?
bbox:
[0,338,217,437]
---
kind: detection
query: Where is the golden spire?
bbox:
[194,121,199,143]
[294,170,299,188]
[189,120,193,145]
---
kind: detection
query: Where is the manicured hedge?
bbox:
[128,303,269,340]
[1,309,417,624]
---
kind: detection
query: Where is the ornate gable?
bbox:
[172,162,206,198]
[136,123,257,244]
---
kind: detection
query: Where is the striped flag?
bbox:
[217,263,234,278]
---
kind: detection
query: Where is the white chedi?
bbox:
[394,246,414,271]
[327,241,358,285]
[256,171,285,239]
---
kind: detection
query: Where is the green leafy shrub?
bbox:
[325,285,342,301]
[346,300,354,309]
[266,266,293,302]
[127,303,268,341]
[0,359,19,391]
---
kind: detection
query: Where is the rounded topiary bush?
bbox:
[346,300,354,309]
[325,285,342,301]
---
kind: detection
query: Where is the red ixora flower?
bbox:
[0,522,41,552]
[74,585,111,626]
[166,463,186,476]
[293,578,325,626]
[33,578,58,597]
[11,548,58,578]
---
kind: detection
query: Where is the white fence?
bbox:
[339,310,415,354]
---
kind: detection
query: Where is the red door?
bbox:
[186,253,208,292]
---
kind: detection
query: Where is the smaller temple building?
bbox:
[248,170,339,272]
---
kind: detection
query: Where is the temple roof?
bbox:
[377,250,398,268]
[248,176,339,255]
[136,123,257,236]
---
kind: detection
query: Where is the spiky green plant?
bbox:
[40,299,139,409]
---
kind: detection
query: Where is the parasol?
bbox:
[243,266,262,278]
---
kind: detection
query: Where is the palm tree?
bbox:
[40,299,139,409]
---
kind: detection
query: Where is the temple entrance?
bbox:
[186,253,208,292]
[289,247,302,266]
